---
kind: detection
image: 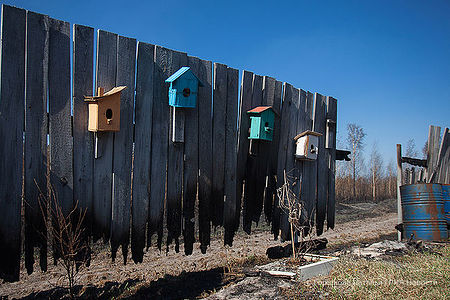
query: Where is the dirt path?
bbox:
[0,206,398,299]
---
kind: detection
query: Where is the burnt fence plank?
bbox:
[224,66,239,246]
[197,58,213,253]
[73,24,94,245]
[111,35,136,263]
[24,10,49,275]
[131,42,154,263]
[166,49,187,252]
[211,63,227,227]
[326,96,337,229]
[0,4,26,282]
[93,30,117,242]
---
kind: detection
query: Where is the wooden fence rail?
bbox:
[0,4,338,282]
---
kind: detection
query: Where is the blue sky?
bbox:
[3,0,450,167]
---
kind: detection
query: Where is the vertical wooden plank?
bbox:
[131,42,154,263]
[48,18,73,264]
[273,83,291,239]
[148,46,169,250]
[294,90,307,231]
[24,10,49,275]
[313,93,327,235]
[426,125,441,182]
[224,67,239,246]
[300,91,315,231]
[93,30,117,242]
[396,144,403,241]
[236,70,253,229]
[73,24,94,246]
[280,87,300,241]
[0,4,26,282]
[183,55,201,255]
[326,96,337,229]
[110,36,136,263]
[211,63,227,227]
[242,74,264,234]
[197,58,213,253]
[166,50,187,252]
[263,78,282,224]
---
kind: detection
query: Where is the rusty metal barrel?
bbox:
[400,183,447,241]
[442,184,450,227]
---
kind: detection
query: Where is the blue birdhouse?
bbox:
[247,106,276,141]
[165,67,203,108]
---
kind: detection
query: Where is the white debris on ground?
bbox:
[350,240,408,258]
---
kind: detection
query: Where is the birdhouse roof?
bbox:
[293,130,322,141]
[84,86,127,102]
[247,106,278,116]
[165,67,204,86]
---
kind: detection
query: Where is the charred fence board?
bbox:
[264,78,282,224]
[24,10,49,275]
[224,67,239,246]
[111,36,136,263]
[326,96,337,229]
[166,49,187,252]
[0,4,26,282]
[243,74,264,234]
[300,91,315,230]
[148,46,169,249]
[280,87,300,241]
[295,90,307,230]
[183,55,201,255]
[197,58,213,254]
[73,24,94,241]
[236,70,254,226]
[93,30,117,242]
[313,93,327,235]
[211,63,227,227]
[273,83,291,239]
[48,18,73,222]
[131,42,154,263]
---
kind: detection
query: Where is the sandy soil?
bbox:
[0,199,398,299]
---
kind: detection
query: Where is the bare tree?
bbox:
[346,123,366,199]
[405,138,418,158]
[369,142,383,201]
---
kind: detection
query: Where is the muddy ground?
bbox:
[0,199,398,299]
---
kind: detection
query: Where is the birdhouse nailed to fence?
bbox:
[247,106,276,141]
[294,130,322,160]
[165,67,204,108]
[84,86,126,132]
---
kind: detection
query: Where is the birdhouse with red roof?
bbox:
[247,106,276,141]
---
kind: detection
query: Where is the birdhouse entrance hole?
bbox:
[183,88,190,97]
[106,108,113,120]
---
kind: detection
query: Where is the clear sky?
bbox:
[3,0,450,168]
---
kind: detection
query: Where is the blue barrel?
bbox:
[400,183,447,241]
[442,184,450,227]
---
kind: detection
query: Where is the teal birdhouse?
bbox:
[247,106,276,141]
[165,67,203,108]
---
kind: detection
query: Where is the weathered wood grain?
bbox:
[242,74,264,234]
[93,30,117,242]
[326,96,337,229]
[110,36,136,263]
[280,87,300,241]
[148,46,170,249]
[300,91,315,231]
[396,144,403,241]
[0,4,26,282]
[166,50,187,252]
[73,24,94,244]
[236,70,254,227]
[294,89,307,231]
[313,93,327,235]
[224,67,239,246]
[24,10,49,275]
[131,42,154,263]
[183,55,201,254]
[197,58,213,254]
[211,63,227,227]
[264,79,282,224]
[426,125,441,182]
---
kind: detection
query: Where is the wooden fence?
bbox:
[0,5,337,282]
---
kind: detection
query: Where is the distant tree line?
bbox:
[335,124,423,203]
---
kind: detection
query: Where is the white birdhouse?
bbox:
[294,130,322,160]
